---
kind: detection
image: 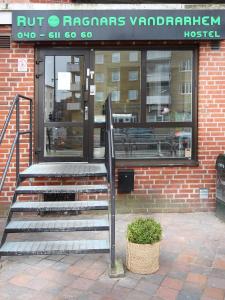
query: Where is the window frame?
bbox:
[92,46,198,167]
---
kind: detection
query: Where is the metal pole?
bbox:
[110,155,116,269]
[29,99,33,166]
[108,95,116,269]
[16,96,20,182]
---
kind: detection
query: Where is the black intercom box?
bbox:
[118,169,134,193]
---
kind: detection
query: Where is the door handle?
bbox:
[86,78,89,91]
[84,106,88,121]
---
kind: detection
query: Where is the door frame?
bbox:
[35,48,91,162]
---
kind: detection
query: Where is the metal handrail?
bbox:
[0,94,33,191]
[105,94,116,269]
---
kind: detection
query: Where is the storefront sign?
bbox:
[12,10,225,41]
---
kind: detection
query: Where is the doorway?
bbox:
[37,49,90,162]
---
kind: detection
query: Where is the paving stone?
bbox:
[176,280,204,299]
[76,292,105,300]
[33,259,57,269]
[60,253,85,264]
[9,273,34,287]
[217,248,225,256]
[46,255,66,261]
[80,260,107,280]
[89,280,114,295]
[8,255,44,266]
[188,265,211,276]
[202,287,225,300]
[161,276,183,290]
[51,261,71,272]
[210,268,225,279]
[156,286,179,300]
[26,277,55,291]
[69,277,95,291]
[31,291,58,300]
[13,292,35,300]
[22,265,43,276]
[176,254,196,264]
[168,270,188,280]
[116,276,139,289]
[108,286,131,299]
[125,290,153,300]
[66,257,96,276]
[177,289,202,300]
[140,273,165,285]
[195,256,213,268]
[186,272,208,286]
[135,279,159,295]
[207,276,225,290]
[58,286,82,300]
[0,283,35,299]
[213,257,225,270]
[183,282,205,292]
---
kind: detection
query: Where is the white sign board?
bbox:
[58,72,71,90]
[18,58,27,72]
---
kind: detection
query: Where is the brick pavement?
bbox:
[0,212,225,300]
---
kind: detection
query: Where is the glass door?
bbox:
[37,49,90,161]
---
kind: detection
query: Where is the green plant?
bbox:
[127,218,162,244]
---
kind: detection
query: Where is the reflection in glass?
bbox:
[95,54,104,64]
[112,52,120,63]
[129,71,138,81]
[94,127,192,159]
[95,92,104,102]
[95,73,105,83]
[112,70,120,82]
[146,50,193,122]
[44,55,85,158]
[128,90,138,101]
[45,126,83,157]
[111,91,120,102]
[94,128,105,159]
[94,51,141,123]
[44,55,84,123]
[129,51,139,62]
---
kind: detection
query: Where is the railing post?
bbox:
[16,95,20,182]
[105,95,116,272]
[29,99,32,166]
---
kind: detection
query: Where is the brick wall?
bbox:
[0,25,34,216]
[1,25,225,215]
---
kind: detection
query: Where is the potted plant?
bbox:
[126,217,162,274]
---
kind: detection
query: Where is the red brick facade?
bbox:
[0,26,34,215]
[0,23,225,215]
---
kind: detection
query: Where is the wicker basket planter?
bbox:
[126,218,162,275]
[126,240,160,274]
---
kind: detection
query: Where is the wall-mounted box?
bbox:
[118,169,134,193]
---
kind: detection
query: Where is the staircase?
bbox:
[0,95,116,271]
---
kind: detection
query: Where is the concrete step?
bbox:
[19,163,107,179]
[11,200,109,212]
[5,219,109,233]
[15,184,108,194]
[0,240,110,256]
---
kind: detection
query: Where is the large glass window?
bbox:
[94,51,141,124]
[94,49,195,164]
[146,51,192,123]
